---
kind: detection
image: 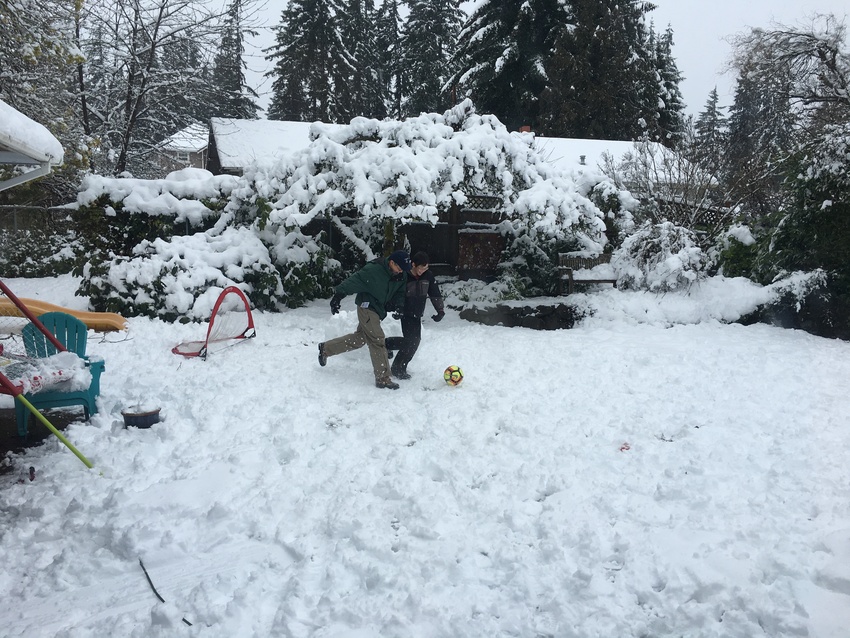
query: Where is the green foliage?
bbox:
[271,229,342,308]
[279,249,340,308]
[715,236,759,279]
[70,197,223,278]
[0,228,78,277]
[498,231,584,297]
[741,124,850,338]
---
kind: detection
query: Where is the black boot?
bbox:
[391,365,411,380]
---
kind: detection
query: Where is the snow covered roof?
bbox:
[0,99,64,191]
[207,117,656,178]
[0,99,64,166]
[210,118,342,172]
[534,137,649,173]
[158,122,209,153]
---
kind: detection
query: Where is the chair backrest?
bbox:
[22,311,88,358]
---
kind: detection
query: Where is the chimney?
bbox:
[579,155,586,166]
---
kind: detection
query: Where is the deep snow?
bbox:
[1,274,849,638]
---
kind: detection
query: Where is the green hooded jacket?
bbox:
[335,257,407,320]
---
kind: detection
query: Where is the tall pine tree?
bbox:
[374,0,404,118]
[448,0,563,132]
[691,87,727,177]
[650,25,686,147]
[210,0,260,119]
[539,0,658,139]
[340,0,384,120]
[265,0,354,122]
[725,63,797,218]
[399,0,464,117]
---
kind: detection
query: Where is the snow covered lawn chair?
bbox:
[14,311,105,436]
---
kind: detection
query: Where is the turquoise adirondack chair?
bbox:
[15,311,105,437]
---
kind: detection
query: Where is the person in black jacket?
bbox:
[386,251,445,380]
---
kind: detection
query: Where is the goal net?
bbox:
[172,286,256,360]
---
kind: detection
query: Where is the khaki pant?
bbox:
[323,306,390,380]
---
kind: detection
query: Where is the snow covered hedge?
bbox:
[79,228,283,321]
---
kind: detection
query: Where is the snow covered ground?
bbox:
[1,274,849,638]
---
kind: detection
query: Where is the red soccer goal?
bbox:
[172,286,256,360]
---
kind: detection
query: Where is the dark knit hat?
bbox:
[389,250,412,272]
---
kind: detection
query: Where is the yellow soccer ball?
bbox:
[443,365,463,386]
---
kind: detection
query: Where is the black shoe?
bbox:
[391,367,411,380]
[318,343,327,367]
[387,350,394,360]
[376,376,400,390]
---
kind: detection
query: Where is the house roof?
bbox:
[0,99,64,166]
[207,118,661,178]
[534,137,649,173]
[210,118,342,172]
[158,122,209,153]
[0,99,64,192]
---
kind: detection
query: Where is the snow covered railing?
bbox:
[558,253,617,295]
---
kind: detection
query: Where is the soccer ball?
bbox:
[443,365,463,386]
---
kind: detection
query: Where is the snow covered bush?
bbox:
[70,103,632,316]
[79,228,284,321]
[260,227,340,308]
[225,99,609,244]
[612,221,709,292]
[0,226,78,277]
[748,122,850,338]
[72,168,236,276]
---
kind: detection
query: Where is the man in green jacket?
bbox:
[318,250,411,389]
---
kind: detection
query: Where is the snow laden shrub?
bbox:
[79,227,284,321]
[262,228,341,308]
[0,226,79,277]
[752,123,850,339]
[496,176,636,296]
[225,100,609,277]
[441,278,524,306]
[71,168,237,276]
[714,223,760,278]
[498,229,589,297]
[613,221,709,292]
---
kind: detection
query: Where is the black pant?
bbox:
[386,316,421,372]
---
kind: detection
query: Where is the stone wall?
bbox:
[458,302,583,330]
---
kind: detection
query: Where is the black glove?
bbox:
[432,311,445,322]
[392,312,402,320]
[330,294,343,314]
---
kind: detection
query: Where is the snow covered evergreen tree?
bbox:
[210,0,260,119]
[339,0,385,119]
[373,0,404,119]
[448,0,563,132]
[690,87,727,177]
[265,0,354,123]
[539,0,659,140]
[651,25,686,147]
[725,63,797,219]
[399,0,464,117]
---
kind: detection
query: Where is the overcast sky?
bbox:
[650,0,849,115]
[246,1,850,120]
